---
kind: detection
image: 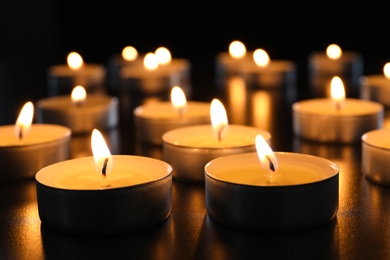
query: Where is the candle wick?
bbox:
[217,125,226,142]
[265,155,277,185]
[102,158,109,176]
[19,124,23,140]
[265,155,275,173]
[177,108,184,118]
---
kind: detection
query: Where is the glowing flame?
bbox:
[15,101,34,140]
[256,134,278,172]
[330,76,346,111]
[143,52,159,70]
[210,99,228,141]
[383,62,390,79]
[326,44,342,60]
[67,52,84,70]
[122,46,138,61]
[91,129,113,177]
[155,47,172,65]
[71,85,87,105]
[171,86,187,116]
[229,40,246,59]
[253,48,270,67]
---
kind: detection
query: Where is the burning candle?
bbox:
[362,129,390,186]
[162,98,272,183]
[35,128,173,236]
[292,76,384,143]
[0,101,71,181]
[36,85,119,134]
[133,86,210,145]
[308,43,363,98]
[47,52,106,96]
[360,62,390,107]
[204,135,339,232]
[240,48,297,91]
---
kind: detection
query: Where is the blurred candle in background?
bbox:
[360,62,390,108]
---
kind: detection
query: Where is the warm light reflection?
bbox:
[229,40,246,59]
[210,99,228,141]
[256,134,279,185]
[383,62,390,79]
[71,85,87,105]
[91,129,113,177]
[122,46,138,61]
[330,76,346,111]
[67,52,84,70]
[227,76,247,124]
[143,52,159,70]
[253,48,270,67]
[15,101,34,140]
[155,47,172,65]
[171,86,187,116]
[326,44,342,60]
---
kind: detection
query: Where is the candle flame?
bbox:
[122,46,138,61]
[253,48,270,67]
[229,40,246,59]
[383,62,390,79]
[15,101,34,140]
[91,129,113,177]
[67,52,84,70]
[155,47,172,65]
[210,98,228,142]
[256,135,279,185]
[171,86,187,116]
[71,85,87,105]
[330,76,346,111]
[326,44,342,60]
[143,52,159,70]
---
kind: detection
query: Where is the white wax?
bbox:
[206,152,339,186]
[134,101,210,120]
[362,129,390,149]
[163,124,271,148]
[241,60,295,74]
[293,98,383,117]
[36,155,173,190]
[48,64,106,78]
[309,51,362,73]
[0,124,71,146]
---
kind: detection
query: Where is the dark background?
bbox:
[1,4,389,124]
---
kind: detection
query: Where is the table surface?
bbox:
[2,65,390,260]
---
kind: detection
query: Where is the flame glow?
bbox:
[210,99,228,141]
[91,129,113,176]
[255,134,278,172]
[15,101,34,140]
[171,86,187,115]
[143,52,159,70]
[326,44,342,60]
[155,47,172,65]
[229,40,246,59]
[330,76,346,110]
[253,48,270,67]
[71,85,87,105]
[383,62,390,79]
[67,52,84,70]
[122,46,138,61]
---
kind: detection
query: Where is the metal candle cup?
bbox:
[205,152,339,232]
[36,94,119,134]
[35,155,173,236]
[162,124,271,184]
[0,124,71,181]
[133,101,210,145]
[362,129,390,186]
[292,98,384,143]
[360,75,390,108]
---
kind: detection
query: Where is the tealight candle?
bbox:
[240,48,297,90]
[293,76,384,143]
[162,99,272,183]
[0,101,71,181]
[133,86,210,145]
[47,52,106,96]
[362,129,390,186]
[360,62,390,107]
[36,85,119,134]
[35,129,173,236]
[120,48,191,96]
[204,135,339,232]
[308,43,363,98]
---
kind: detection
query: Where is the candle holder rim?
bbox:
[204,151,340,188]
[362,129,390,150]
